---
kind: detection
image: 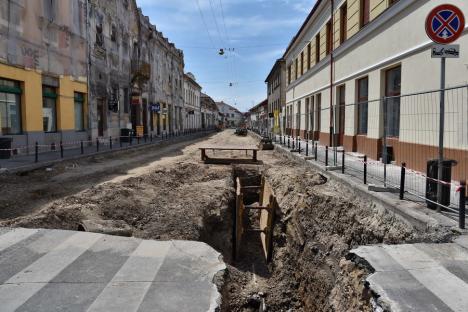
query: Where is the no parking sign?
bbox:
[426,4,465,44]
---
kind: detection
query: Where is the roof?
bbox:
[265,58,285,82]
[216,101,242,114]
[184,73,202,90]
[283,0,323,58]
[248,99,268,112]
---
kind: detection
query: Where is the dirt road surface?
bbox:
[0,130,451,311]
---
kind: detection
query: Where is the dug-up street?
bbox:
[0,130,468,311]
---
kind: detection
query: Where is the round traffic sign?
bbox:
[426,4,465,44]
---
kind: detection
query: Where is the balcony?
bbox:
[131,60,151,81]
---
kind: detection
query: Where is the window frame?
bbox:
[74,92,85,131]
[0,78,22,135]
[356,77,369,135]
[340,3,347,44]
[42,85,58,133]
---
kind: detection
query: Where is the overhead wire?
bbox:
[194,0,216,49]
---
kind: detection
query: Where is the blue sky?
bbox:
[136,0,315,112]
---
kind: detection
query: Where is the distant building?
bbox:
[248,100,268,134]
[200,93,218,129]
[216,101,244,127]
[183,73,202,131]
[265,58,286,135]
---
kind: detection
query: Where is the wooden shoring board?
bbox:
[235,177,244,259]
[260,178,275,262]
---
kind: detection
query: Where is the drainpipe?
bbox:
[329,0,335,163]
[85,0,92,139]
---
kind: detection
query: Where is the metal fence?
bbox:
[272,84,468,228]
[0,128,215,171]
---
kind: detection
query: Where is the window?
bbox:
[360,0,370,28]
[305,98,310,131]
[0,79,22,135]
[315,34,320,63]
[357,77,368,134]
[43,0,57,21]
[316,93,321,131]
[326,21,332,55]
[300,52,304,76]
[42,86,57,132]
[74,92,85,131]
[340,3,347,44]
[385,66,401,137]
[295,58,298,80]
[309,96,314,133]
[288,65,292,84]
[307,43,311,70]
[389,0,399,6]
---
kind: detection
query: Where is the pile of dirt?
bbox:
[221,159,452,312]
[1,163,234,255]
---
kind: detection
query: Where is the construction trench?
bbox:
[0,130,453,311]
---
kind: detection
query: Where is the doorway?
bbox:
[97,98,105,137]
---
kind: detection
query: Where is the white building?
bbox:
[283,0,468,180]
[184,73,202,130]
[216,101,244,127]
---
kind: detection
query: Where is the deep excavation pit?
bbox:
[0,146,453,311]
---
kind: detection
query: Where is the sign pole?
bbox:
[436,56,446,212]
[425,4,464,211]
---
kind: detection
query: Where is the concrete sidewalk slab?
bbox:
[0,228,226,312]
[352,236,468,312]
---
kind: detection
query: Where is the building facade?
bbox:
[265,58,286,135]
[200,93,218,129]
[248,99,268,134]
[184,73,202,131]
[216,101,244,127]
[0,0,88,148]
[0,0,186,152]
[282,0,468,179]
[88,0,184,139]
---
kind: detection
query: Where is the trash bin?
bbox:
[120,128,133,143]
[0,137,12,159]
[426,159,457,209]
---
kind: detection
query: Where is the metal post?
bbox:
[150,134,153,142]
[96,138,99,152]
[292,136,295,149]
[314,142,318,161]
[129,135,132,146]
[364,155,368,185]
[35,142,38,163]
[120,137,122,148]
[341,150,345,174]
[60,141,63,158]
[287,136,290,148]
[325,146,329,167]
[306,135,309,157]
[144,134,147,143]
[382,97,388,187]
[459,181,466,229]
[437,57,446,212]
[298,138,301,152]
[81,141,84,154]
[400,163,406,200]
